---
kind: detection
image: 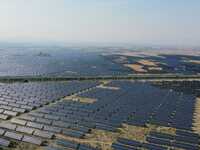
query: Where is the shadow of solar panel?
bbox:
[78,121,95,128]
[94,119,122,128]
[171,141,199,150]
[146,136,171,146]
[176,130,200,139]
[126,120,146,127]
[70,125,91,133]
[52,121,70,128]
[149,117,172,127]
[117,138,142,147]
[175,135,199,145]
[95,123,116,132]
[149,132,175,140]
[171,121,192,130]
[142,143,168,150]
[112,142,138,150]
[79,144,99,150]
[62,129,85,138]
[44,146,65,150]
[56,139,79,149]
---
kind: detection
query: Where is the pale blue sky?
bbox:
[0,0,199,46]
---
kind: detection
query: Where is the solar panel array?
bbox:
[108,54,200,74]
[79,81,197,130]
[0,49,130,76]
[0,81,100,148]
[0,81,99,120]
[112,130,200,150]
[0,80,198,150]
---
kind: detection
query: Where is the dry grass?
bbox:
[100,80,111,85]
[75,97,97,104]
[56,133,115,149]
[4,142,40,150]
[56,123,176,150]
[149,124,176,135]
[64,96,97,104]
[97,85,120,90]
[124,64,147,73]
[56,124,148,150]
[63,95,76,100]
[119,124,149,142]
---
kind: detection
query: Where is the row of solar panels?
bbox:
[112,130,200,150]
[79,81,196,130]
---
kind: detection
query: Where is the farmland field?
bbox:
[0,46,200,77]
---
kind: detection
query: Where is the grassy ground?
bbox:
[64,96,97,104]
[3,142,40,150]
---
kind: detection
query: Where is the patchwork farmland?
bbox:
[0,79,198,150]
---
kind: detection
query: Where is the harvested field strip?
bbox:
[138,59,158,66]
[124,64,147,73]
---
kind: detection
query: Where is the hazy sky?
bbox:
[0,0,199,46]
